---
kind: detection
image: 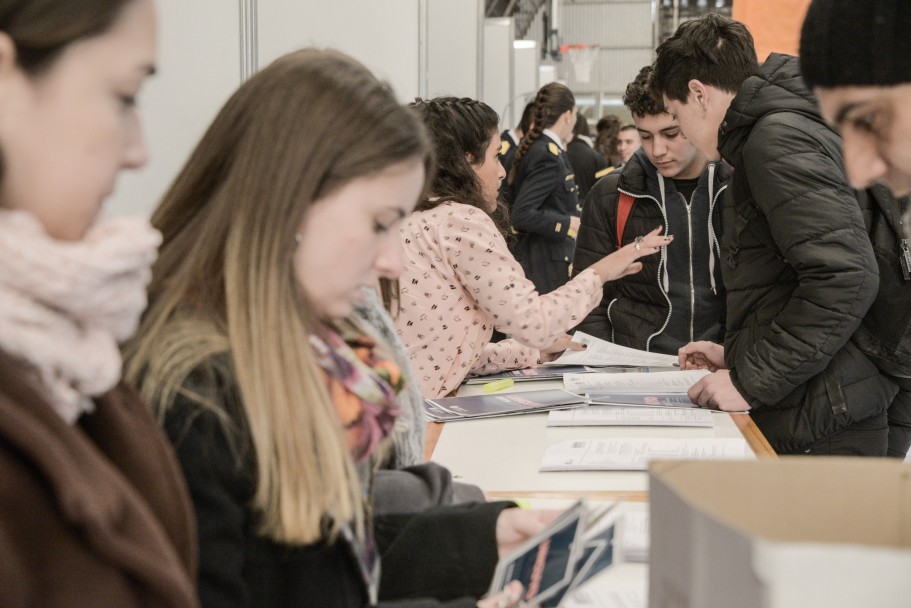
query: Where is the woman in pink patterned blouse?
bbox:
[397,98,672,398]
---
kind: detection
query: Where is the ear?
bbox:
[465,151,476,165]
[687,79,710,108]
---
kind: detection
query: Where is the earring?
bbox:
[294,234,303,245]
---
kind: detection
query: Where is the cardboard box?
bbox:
[648,457,911,608]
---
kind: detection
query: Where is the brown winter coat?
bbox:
[0,350,199,608]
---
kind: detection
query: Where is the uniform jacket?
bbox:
[0,350,198,608]
[509,131,582,294]
[396,201,602,398]
[566,136,610,199]
[165,355,509,608]
[572,148,729,354]
[498,129,520,205]
[717,53,897,453]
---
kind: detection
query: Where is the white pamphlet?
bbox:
[547,406,714,428]
[563,369,710,394]
[617,511,649,563]
[545,332,679,368]
[539,437,749,471]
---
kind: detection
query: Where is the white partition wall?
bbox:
[513,41,540,111]
[483,18,514,129]
[257,0,421,102]
[106,0,241,217]
[425,0,484,98]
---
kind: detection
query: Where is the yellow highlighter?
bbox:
[482,378,515,393]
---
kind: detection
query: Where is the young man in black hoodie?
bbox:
[572,65,729,355]
[651,14,897,455]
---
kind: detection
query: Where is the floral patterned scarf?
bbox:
[310,328,402,462]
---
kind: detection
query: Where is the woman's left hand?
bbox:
[537,334,584,363]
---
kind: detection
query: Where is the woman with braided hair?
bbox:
[397,97,671,398]
[507,83,586,294]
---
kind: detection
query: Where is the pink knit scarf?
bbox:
[0,209,161,423]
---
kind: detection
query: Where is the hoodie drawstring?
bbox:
[707,163,717,295]
[657,174,670,293]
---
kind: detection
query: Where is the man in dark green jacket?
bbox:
[800,0,911,458]
[652,14,897,455]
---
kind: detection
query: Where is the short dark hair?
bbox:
[517,101,535,134]
[623,65,665,118]
[652,13,759,103]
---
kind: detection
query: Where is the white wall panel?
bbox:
[484,18,514,128]
[258,0,420,101]
[107,0,240,217]
[426,0,482,98]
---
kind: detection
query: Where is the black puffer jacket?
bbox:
[572,148,729,354]
[718,53,897,454]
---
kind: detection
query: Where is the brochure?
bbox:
[464,364,596,384]
[584,392,701,409]
[563,369,710,394]
[423,389,586,422]
[543,332,679,368]
[547,406,715,428]
[487,501,620,607]
[539,437,749,471]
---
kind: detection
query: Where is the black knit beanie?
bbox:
[800,0,911,89]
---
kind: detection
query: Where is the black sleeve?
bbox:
[572,176,620,337]
[511,149,573,240]
[376,501,516,603]
[729,119,879,406]
[164,394,254,608]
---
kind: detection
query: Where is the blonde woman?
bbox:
[125,49,538,608]
[0,0,197,606]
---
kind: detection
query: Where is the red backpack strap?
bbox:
[616,192,636,250]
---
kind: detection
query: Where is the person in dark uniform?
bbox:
[566,114,611,199]
[507,82,581,294]
[498,102,535,205]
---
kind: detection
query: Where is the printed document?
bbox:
[539,437,749,471]
[544,332,679,368]
[547,406,714,428]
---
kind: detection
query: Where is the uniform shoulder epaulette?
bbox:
[499,140,511,156]
[548,142,560,156]
[594,166,615,179]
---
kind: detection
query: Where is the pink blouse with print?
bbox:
[395,201,603,398]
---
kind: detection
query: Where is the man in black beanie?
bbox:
[651,14,898,456]
[802,0,911,458]
[801,0,911,197]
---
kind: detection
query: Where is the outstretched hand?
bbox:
[592,226,672,282]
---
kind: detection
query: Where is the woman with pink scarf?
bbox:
[0,1,197,606]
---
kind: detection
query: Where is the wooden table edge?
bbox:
[424,414,777,462]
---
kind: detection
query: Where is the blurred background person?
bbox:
[617,124,642,165]
[595,114,622,167]
[566,113,611,199]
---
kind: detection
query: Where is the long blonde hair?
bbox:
[124,49,432,544]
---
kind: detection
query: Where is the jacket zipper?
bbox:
[617,187,671,352]
[685,190,696,342]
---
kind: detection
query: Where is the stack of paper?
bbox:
[464,364,596,384]
[545,332,679,368]
[423,389,585,422]
[563,369,710,394]
[539,437,749,471]
[547,406,714,428]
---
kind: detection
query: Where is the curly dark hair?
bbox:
[409,97,511,236]
[623,65,666,118]
[652,13,758,103]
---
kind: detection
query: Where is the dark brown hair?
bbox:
[652,13,758,104]
[508,82,575,184]
[0,0,135,74]
[410,96,511,238]
[623,65,666,118]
